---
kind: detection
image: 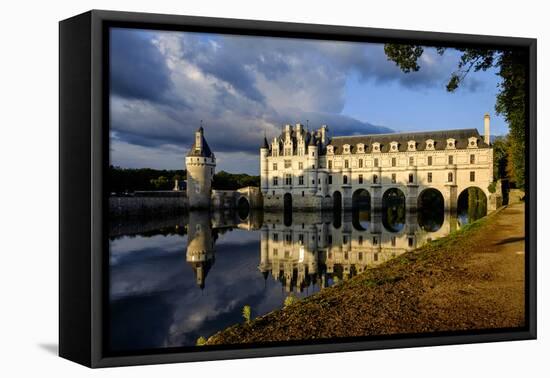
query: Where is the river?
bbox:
[108,193,486,353]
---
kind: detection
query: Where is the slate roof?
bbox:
[187,127,214,157]
[328,128,489,154]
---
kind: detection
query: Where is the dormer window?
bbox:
[468,137,478,148]
[390,141,399,152]
[372,142,381,152]
[357,143,365,153]
[446,138,456,149]
[408,140,416,151]
[425,139,435,151]
[327,145,334,155]
[343,144,351,154]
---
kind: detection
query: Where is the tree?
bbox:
[150,176,170,190]
[109,166,186,193]
[212,171,260,190]
[242,305,251,324]
[196,336,207,346]
[492,136,510,181]
[383,45,527,189]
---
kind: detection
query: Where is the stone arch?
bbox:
[333,191,342,211]
[283,193,292,226]
[382,188,406,233]
[283,193,292,211]
[352,188,371,209]
[351,189,371,231]
[237,196,250,220]
[417,188,444,232]
[332,191,342,229]
[457,186,487,225]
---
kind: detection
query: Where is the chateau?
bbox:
[260,114,495,212]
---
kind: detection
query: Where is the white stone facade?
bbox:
[260,118,494,212]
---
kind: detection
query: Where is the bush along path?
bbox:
[205,203,526,345]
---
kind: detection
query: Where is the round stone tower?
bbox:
[186,126,215,209]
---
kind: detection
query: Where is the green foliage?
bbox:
[109,166,186,193]
[467,187,487,221]
[213,171,260,190]
[108,166,260,193]
[150,175,170,189]
[492,136,510,181]
[284,295,298,307]
[242,305,251,324]
[383,45,527,189]
[488,181,497,194]
[383,44,424,73]
[196,336,207,346]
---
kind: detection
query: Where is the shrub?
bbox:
[284,295,298,307]
[196,336,207,346]
[242,305,251,324]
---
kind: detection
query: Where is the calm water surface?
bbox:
[109,194,487,352]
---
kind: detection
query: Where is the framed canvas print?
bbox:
[59,10,537,368]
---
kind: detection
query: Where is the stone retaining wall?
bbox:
[109,192,188,218]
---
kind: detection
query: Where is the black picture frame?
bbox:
[59,9,537,368]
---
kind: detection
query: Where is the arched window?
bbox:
[448,172,453,182]
[343,175,348,184]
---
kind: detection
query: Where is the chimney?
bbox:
[320,125,328,145]
[484,113,490,145]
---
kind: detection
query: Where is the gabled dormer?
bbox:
[327,145,334,155]
[407,140,416,151]
[343,144,351,154]
[446,138,456,149]
[372,142,381,153]
[297,138,306,156]
[468,136,478,148]
[425,139,435,151]
[271,138,280,157]
[356,143,365,153]
[389,141,399,152]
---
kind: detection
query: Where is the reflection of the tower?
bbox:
[259,210,458,293]
[186,212,216,289]
[185,210,263,288]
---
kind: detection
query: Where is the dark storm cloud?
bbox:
[109,30,479,171]
[110,28,173,103]
[179,36,267,104]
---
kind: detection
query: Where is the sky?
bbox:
[109,28,508,175]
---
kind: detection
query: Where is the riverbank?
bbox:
[206,203,526,345]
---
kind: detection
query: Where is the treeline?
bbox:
[109,166,186,193]
[212,171,260,190]
[109,166,260,193]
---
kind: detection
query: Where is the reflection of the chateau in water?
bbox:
[185,208,460,292]
[259,210,460,293]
